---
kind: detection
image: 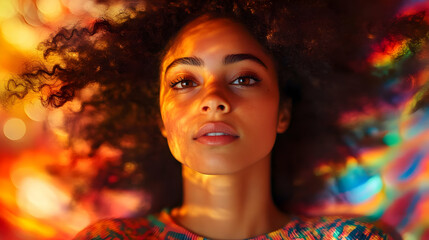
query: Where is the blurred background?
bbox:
[0,0,429,239]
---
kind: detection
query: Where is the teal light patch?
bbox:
[383,131,401,146]
[344,175,383,204]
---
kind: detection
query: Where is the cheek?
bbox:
[160,95,193,161]
[241,93,280,150]
[162,113,185,162]
[244,86,279,122]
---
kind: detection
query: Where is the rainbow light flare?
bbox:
[368,39,411,70]
[305,1,429,238]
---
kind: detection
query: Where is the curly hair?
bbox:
[6,0,429,214]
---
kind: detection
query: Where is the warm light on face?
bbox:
[3,118,26,140]
[159,17,288,174]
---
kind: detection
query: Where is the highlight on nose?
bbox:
[200,93,230,113]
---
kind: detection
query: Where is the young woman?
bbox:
[71,12,392,239]
[9,0,425,239]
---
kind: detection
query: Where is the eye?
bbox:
[170,77,198,89]
[230,75,261,86]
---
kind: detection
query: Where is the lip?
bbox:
[194,122,239,145]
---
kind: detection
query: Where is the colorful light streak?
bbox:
[368,39,411,70]
[307,2,429,238]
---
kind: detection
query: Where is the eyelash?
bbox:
[169,74,261,90]
[169,76,196,89]
[230,74,261,86]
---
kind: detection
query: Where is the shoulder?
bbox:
[287,215,395,240]
[72,217,156,240]
[73,209,203,240]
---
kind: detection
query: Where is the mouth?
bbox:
[204,132,233,136]
[194,122,239,145]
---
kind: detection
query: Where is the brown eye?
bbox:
[170,78,198,89]
[231,76,260,86]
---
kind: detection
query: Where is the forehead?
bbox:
[161,17,271,71]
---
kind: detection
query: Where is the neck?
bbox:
[171,155,288,239]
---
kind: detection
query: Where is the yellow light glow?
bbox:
[16,177,70,218]
[98,144,122,160]
[105,3,128,20]
[24,99,47,122]
[1,18,39,50]
[0,179,17,207]
[2,209,57,238]
[3,118,26,141]
[360,147,389,166]
[124,162,136,174]
[314,163,333,176]
[10,163,43,188]
[37,0,63,20]
[52,128,69,143]
[0,0,16,20]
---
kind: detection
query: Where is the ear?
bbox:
[157,115,167,138]
[277,99,291,134]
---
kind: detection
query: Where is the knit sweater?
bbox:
[73,209,392,240]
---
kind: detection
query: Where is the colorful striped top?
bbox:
[73,209,392,239]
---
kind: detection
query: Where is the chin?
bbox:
[184,154,259,175]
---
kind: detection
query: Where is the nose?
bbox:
[199,86,231,114]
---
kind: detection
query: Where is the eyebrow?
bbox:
[223,54,267,69]
[164,53,267,74]
[165,57,204,73]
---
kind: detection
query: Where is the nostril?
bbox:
[201,104,227,112]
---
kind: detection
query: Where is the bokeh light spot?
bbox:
[0,1,16,20]
[24,99,47,122]
[37,0,63,20]
[1,18,38,50]
[344,175,383,204]
[383,131,402,146]
[3,118,26,141]
[124,162,137,174]
[17,177,69,219]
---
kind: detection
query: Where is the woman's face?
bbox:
[159,17,289,175]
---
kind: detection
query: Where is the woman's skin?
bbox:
[159,16,291,239]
